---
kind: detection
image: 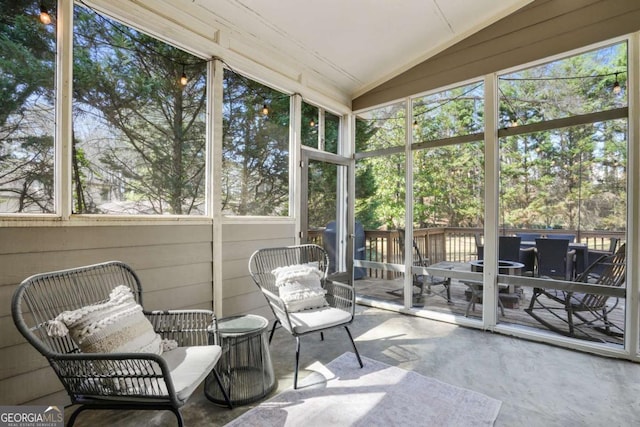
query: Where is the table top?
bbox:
[469,260,525,269]
[215,314,269,336]
[520,240,587,248]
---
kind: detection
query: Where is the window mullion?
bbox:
[58,0,74,219]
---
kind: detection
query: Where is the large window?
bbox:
[354,83,485,312]
[497,41,628,342]
[222,70,290,216]
[0,1,56,213]
[2,3,302,219]
[72,5,207,215]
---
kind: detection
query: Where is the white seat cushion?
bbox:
[162,345,222,403]
[288,307,352,335]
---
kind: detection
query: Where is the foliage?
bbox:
[499,43,627,231]
[0,0,56,212]
[356,43,628,233]
[72,6,207,214]
[222,71,289,215]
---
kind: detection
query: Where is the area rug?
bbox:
[225,352,501,427]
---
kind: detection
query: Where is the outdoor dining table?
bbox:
[427,260,524,316]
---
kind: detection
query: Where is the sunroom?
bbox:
[2,0,640,423]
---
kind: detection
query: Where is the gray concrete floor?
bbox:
[65,306,640,426]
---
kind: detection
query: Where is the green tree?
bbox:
[72,5,207,214]
[499,43,627,231]
[222,70,290,215]
[0,0,56,212]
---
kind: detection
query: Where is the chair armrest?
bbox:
[145,309,215,346]
[324,280,355,313]
[49,352,179,403]
[259,287,295,331]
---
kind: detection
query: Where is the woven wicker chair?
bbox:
[12,261,231,427]
[248,244,363,389]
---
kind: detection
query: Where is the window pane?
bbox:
[356,153,406,230]
[0,1,56,213]
[500,121,627,233]
[324,111,339,154]
[413,143,484,230]
[499,42,627,128]
[72,5,206,215]
[355,101,406,152]
[412,82,484,143]
[308,160,337,230]
[301,101,319,149]
[499,121,627,343]
[222,70,290,216]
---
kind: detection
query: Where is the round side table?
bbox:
[205,314,277,406]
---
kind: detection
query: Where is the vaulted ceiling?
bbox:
[93,0,533,105]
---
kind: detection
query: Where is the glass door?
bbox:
[300,149,354,283]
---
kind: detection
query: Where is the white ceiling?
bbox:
[96,0,533,104]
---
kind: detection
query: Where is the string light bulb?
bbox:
[179,65,187,86]
[262,104,269,115]
[310,119,315,127]
[413,120,418,130]
[39,4,52,25]
[612,73,621,94]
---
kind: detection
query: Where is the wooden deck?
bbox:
[353,275,625,345]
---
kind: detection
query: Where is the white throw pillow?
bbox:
[272,264,328,312]
[47,285,170,354]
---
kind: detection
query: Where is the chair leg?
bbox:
[268,319,280,344]
[210,368,233,409]
[294,336,301,389]
[344,326,364,368]
[67,405,89,427]
[566,305,576,336]
[171,407,185,427]
[527,288,542,310]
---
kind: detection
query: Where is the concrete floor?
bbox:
[65,306,640,426]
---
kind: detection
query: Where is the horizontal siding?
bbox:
[0,224,214,405]
[0,367,66,407]
[220,222,295,318]
[353,0,640,109]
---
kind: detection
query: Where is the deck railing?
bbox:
[308,227,625,279]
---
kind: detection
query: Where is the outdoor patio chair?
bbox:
[535,238,576,280]
[587,237,620,276]
[499,236,522,262]
[248,244,363,389]
[11,261,231,427]
[473,233,484,259]
[525,244,626,340]
[519,247,536,276]
[389,229,451,304]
